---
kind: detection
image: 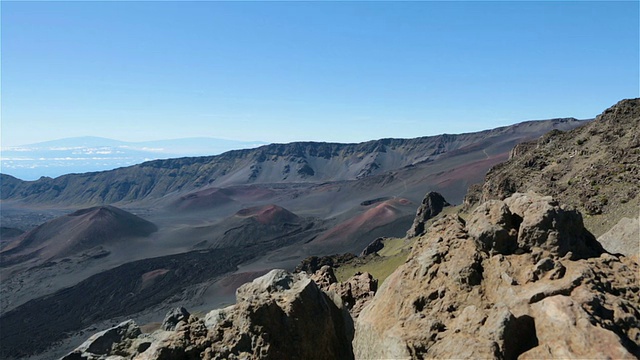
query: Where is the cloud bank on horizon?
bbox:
[0,137,267,180]
[1,1,638,148]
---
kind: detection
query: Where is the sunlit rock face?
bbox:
[354,192,639,360]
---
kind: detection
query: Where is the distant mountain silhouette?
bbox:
[1,118,586,206]
[0,136,266,180]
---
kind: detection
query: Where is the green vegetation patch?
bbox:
[377,237,410,257]
[335,250,409,285]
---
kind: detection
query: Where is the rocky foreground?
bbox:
[65,193,639,359]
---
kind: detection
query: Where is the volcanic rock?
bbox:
[311,265,378,317]
[62,320,145,360]
[294,253,357,274]
[503,192,605,259]
[175,269,354,359]
[471,98,640,241]
[360,237,385,256]
[354,192,639,359]
[65,270,354,360]
[598,216,640,258]
[466,199,519,255]
[406,191,450,238]
[161,307,191,331]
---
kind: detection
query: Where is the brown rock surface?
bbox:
[64,270,354,360]
[468,98,640,242]
[354,192,639,359]
[311,265,378,318]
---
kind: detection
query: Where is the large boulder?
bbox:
[406,191,450,238]
[598,215,640,258]
[504,192,604,259]
[354,193,639,359]
[360,237,385,256]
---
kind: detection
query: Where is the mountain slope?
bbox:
[466,98,640,239]
[0,118,585,206]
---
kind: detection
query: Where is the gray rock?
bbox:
[207,269,354,360]
[360,237,385,256]
[467,199,518,254]
[406,191,450,238]
[598,216,640,258]
[66,270,356,360]
[505,192,605,258]
[62,320,141,359]
[161,307,191,331]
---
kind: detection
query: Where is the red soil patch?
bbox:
[140,269,170,289]
[171,185,275,211]
[141,269,170,283]
[315,198,410,244]
[235,204,299,224]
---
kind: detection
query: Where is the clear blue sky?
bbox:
[2,1,638,147]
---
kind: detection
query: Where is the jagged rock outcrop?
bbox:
[161,307,190,331]
[360,237,385,256]
[63,320,148,360]
[354,192,639,359]
[406,191,451,238]
[469,98,639,241]
[64,270,354,360]
[294,253,357,274]
[311,266,378,318]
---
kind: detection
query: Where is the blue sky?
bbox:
[2,1,638,147]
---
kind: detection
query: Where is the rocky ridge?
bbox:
[354,192,639,359]
[466,98,640,243]
[64,269,357,360]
